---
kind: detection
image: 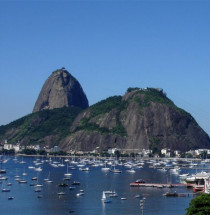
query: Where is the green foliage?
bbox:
[0,107,82,144]
[130,88,193,118]
[110,123,127,136]
[75,96,127,136]
[149,137,162,154]
[186,153,193,158]
[49,151,67,156]
[130,152,135,157]
[37,150,47,155]
[1,149,15,155]
[186,194,210,215]
[127,87,140,93]
[132,88,173,107]
[21,149,37,155]
[75,121,110,135]
[76,120,126,136]
[90,96,127,117]
[100,152,110,157]
[114,150,121,158]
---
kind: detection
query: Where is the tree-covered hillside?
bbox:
[0,107,82,146]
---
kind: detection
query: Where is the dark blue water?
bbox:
[0,156,199,215]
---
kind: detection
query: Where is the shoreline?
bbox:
[1,153,207,162]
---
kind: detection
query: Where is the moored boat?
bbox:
[101,191,111,203]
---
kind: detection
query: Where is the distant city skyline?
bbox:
[1,0,210,136]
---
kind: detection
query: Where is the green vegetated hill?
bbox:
[60,87,210,152]
[0,107,82,147]
[1,87,210,152]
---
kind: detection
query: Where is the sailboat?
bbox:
[22,167,27,176]
[101,191,111,203]
[110,164,122,173]
[1,181,10,192]
[101,162,110,171]
[19,157,26,164]
[126,168,136,173]
[44,172,53,183]
[58,159,65,167]
[0,159,6,174]
[64,163,72,177]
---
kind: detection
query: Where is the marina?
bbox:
[0,155,210,214]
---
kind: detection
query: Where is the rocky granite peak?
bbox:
[60,87,210,152]
[33,68,89,112]
[1,86,209,153]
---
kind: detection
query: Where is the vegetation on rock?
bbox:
[75,96,127,136]
[0,107,82,145]
[1,85,209,152]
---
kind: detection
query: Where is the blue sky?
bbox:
[1,0,210,136]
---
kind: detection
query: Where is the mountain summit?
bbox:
[61,87,210,152]
[33,68,89,112]
[1,74,209,153]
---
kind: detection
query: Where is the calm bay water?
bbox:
[0,156,202,215]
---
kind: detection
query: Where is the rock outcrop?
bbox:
[60,88,210,152]
[1,83,209,153]
[33,68,89,112]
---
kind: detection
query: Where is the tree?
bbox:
[186,194,210,215]
[114,150,121,158]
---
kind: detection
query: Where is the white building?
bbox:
[4,143,13,150]
[13,144,21,153]
[141,149,152,157]
[195,149,209,156]
[108,148,118,155]
[174,150,181,157]
[161,148,171,157]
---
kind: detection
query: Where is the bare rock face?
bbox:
[33,68,89,112]
[61,88,210,152]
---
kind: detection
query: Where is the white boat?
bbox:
[22,167,27,176]
[126,169,136,173]
[64,163,72,177]
[2,188,10,192]
[28,166,35,169]
[44,172,50,181]
[179,173,189,177]
[0,176,8,180]
[35,184,43,187]
[101,162,110,171]
[34,188,42,192]
[31,177,38,181]
[18,180,27,184]
[121,197,127,200]
[76,192,84,197]
[57,192,65,195]
[77,164,85,168]
[58,160,65,167]
[45,180,53,183]
[101,191,111,203]
[34,167,42,172]
[69,186,76,190]
[109,192,118,197]
[19,159,26,164]
[110,166,122,173]
[44,172,53,183]
[79,167,90,171]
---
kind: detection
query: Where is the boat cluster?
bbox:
[1,155,210,202]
